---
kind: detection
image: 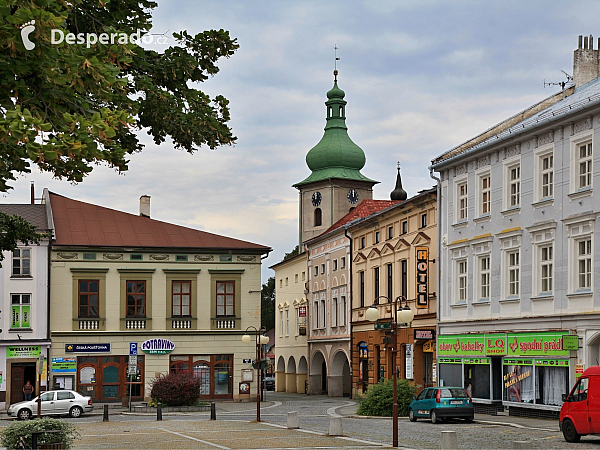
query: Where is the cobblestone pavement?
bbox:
[3,393,600,449]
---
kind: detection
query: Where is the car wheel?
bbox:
[17,409,32,420]
[409,409,417,422]
[69,406,83,418]
[562,419,581,443]
[430,409,439,424]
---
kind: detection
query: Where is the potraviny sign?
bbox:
[141,338,175,355]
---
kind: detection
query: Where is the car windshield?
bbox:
[439,388,468,398]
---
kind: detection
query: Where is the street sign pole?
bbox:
[128,343,138,412]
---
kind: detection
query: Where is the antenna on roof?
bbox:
[544,70,574,90]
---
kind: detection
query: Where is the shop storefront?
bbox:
[437,331,576,414]
[2,344,50,407]
[169,354,233,399]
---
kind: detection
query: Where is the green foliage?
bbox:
[0,212,46,264]
[0,417,80,450]
[356,379,415,417]
[261,276,275,330]
[283,245,300,260]
[0,0,239,192]
[150,372,202,406]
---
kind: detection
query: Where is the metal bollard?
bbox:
[328,417,343,436]
[440,430,458,449]
[103,404,109,422]
[287,411,299,429]
[512,442,530,449]
[157,403,162,421]
[210,402,216,420]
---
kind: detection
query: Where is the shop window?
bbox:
[169,355,232,398]
[535,362,569,406]
[438,360,462,387]
[503,360,534,403]
[464,360,490,399]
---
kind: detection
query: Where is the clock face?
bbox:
[347,189,359,204]
[312,191,322,207]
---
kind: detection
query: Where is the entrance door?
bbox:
[10,363,36,405]
[321,361,327,394]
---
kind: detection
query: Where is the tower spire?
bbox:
[390,162,407,201]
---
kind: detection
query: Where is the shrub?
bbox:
[150,372,202,406]
[0,417,80,450]
[356,379,415,417]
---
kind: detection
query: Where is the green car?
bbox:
[408,387,474,424]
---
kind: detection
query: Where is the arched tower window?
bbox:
[339,106,344,117]
[349,207,355,212]
[328,107,332,118]
[314,208,322,227]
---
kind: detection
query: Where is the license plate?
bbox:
[450,400,462,405]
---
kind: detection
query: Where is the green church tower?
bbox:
[294,71,379,245]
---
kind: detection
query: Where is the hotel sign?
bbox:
[416,247,428,309]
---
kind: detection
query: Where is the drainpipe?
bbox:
[429,167,441,388]
[344,227,353,399]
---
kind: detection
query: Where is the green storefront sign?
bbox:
[506,332,570,357]
[485,334,507,356]
[438,334,485,356]
[7,346,41,358]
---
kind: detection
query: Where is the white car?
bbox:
[7,390,93,420]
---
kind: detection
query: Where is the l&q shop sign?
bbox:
[141,338,175,355]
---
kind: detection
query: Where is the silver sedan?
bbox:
[7,390,93,420]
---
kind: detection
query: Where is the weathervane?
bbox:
[334,45,340,82]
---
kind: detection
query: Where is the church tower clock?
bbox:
[294,71,379,246]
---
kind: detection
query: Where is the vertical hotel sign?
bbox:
[416,247,428,309]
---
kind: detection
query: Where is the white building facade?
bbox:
[431,36,600,417]
[0,202,53,408]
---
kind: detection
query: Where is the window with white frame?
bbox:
[500,232,521,299]
[577,238,592,290]
[478,172,491,217]
[578,142,593,190]
[313,299,319,329]
[570,134,593,194]
[478,255,490,300]
[333,259,338,271]
[12,248,31,276]
[314,266,318,276]
[456,179,468,222]
[285,309,289,335]
[472,238,492,302]
[541,153,554,199]
[332,297,338,327]
[11,293,31,329]
[508,250,520,297]
[566,216,594,295]
[320,297,326,328]
[295,306,300,335]
[509,165,520,208]
[529,224,556,297]
[402,220,408,234]
[540,245,553,294]
[279,310,284,336]
[340,257,346,269]
[456,259,468,303]
[340,295,347,326]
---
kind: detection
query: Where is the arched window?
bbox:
[339,106,343,117]
[328,107,332,118]
[314,208,322,226]
[349,207,355,213]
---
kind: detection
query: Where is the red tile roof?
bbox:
[308,200,401,243]
[49,192,270,251]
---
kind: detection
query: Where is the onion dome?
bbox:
[390,165,407,201]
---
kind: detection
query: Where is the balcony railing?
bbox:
[125,319,147,330]
[76,319,101,330]
[171,319,192,329]
[211,317,240,329]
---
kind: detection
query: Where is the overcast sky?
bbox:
[4,0,600,281]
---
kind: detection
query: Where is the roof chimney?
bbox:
[139,195,151,218]
[573,34,599,87]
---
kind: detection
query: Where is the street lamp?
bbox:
[365,296,414,448]
[242,326,269,422]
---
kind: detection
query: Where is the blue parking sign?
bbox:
[129,342,138,356]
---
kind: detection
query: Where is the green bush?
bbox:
[356,379,415,417]
[0,417,80,450]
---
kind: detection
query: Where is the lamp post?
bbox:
[365,296,414,448]
[242,326,269,422]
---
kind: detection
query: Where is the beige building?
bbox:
[271,252,308,393]
[47,190,270,402]
[349,187,437,397]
